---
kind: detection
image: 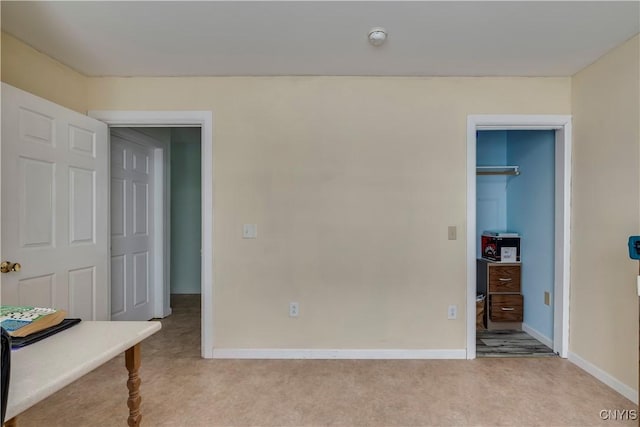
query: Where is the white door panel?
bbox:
[110,129,154,321]
[69,167,95,244]
[111,178,126,237]
[110,255,126,316]
[18,274,55,307]
[18,108,55,146]
[69,125,97,157]
[68,266,95,320]
[133,251,149,307]
[133,182,148,236]
[20,158,55,248]
[1,83,109,320]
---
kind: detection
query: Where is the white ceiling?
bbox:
[2,1,639,77]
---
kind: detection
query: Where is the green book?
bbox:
[0,305,66,337]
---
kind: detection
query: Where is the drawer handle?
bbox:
[498,278,512,282]
[500,307,515,311]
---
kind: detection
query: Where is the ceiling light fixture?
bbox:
[368,27,387,46]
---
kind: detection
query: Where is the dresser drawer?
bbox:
[488,264,521,293]
[490,294,523,322]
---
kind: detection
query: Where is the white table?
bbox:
[4,321,161,426]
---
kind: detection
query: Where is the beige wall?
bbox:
[571,35,640,391]
[2,22,639,398]
[1,31,88,113]
[87,76,570,349]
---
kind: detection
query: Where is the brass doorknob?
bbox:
[0,261,21,273]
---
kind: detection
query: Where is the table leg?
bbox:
[4,417,17,427]
[125,344,142,427]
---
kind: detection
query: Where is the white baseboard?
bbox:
[522,323,553,349]
[212,348,466,360]
[568,351,638,404]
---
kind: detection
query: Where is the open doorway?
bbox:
[466,115,572,360]
[90,110,214,358]
[475,129,556,357]
[109,127,202,324]
[166,127,203,329]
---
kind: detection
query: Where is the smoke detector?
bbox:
[368,27,387,46]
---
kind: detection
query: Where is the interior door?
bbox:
[1,83,109,320]
[110,129,155,321]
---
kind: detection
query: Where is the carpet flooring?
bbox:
[13,295,635,426]
[476,329,557,358]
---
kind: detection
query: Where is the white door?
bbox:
[110,129,155,321]
[1,83,109,320]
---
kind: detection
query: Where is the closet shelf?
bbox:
[476,166,520,176]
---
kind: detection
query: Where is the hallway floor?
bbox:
[14,295,635,426]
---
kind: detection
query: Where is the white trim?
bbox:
[466,118,478,360]
[212,348,467,360]
[89,110,215,359]
[553,125,572,358]
[152,147,165,318]
[568,352,638,404]
[473,125,564,131]
[522,323,553,349]
[163,140,172,318]
[466,114,571,360]
[470,115,570,127]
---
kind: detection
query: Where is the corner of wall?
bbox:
[1,31,89,113]
[569,33,639,397]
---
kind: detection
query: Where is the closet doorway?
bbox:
[465,115,572,360]
[475,129,555,357]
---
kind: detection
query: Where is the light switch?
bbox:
[243,224,257,239]
[448,226,457,240]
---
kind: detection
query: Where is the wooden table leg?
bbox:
[4,417,17,427]
[125,344,142,427]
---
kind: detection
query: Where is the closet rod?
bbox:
[476,166,520,176]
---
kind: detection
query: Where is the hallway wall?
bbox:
[170,127,202,294]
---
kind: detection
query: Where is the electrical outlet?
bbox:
[289,302,299,317]
[448,226,457,240]
[544,291,550,306]
[447,304,457,320]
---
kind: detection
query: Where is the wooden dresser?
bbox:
[477,259,523,330]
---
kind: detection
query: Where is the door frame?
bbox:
[466,114,572,359]
[89,110,214,359]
